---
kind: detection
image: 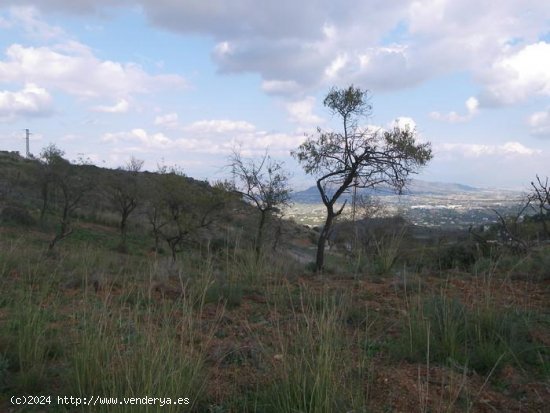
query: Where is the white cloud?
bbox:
[0,15,11,29]
[285,97,323,125]
[261,79,301,96]
[101,128,171,148]
[479,42,550,106]
[0,83,53,121]
[0,0,129,15]
[1,0,549,110]
[324,54,348,79]
[92,98,129,113]
[9,6,65,40]
[0,42,186,101]
[430,96,479,123]
[154,112,179,128]
[437,141,541,158]
[101,118,306,156]
[184,119,256,135]
[528,109,550,138]
[181,119,303,154]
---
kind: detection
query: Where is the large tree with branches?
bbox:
[292,85,433,272]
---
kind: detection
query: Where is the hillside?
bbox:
[0,149,549,412]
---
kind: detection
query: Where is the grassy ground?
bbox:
[0,221,548,412]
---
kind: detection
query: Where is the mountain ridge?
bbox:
[291,179,480,203]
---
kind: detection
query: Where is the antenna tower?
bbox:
[24,128,31,157]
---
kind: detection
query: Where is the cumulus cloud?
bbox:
[478,42,550,106]
[0,0,130,15]
[184,119,256,135]
[0,43,186,101]
[137,0,550,100]
[9,6,65,40]
[528,109,550,138]
[261,79,302,96]
[101,128,171,148]
[430,97,479,123]
[285,97,323,125]
[0,15,11,29]
[92,98,129,113]
[0,83,53,121]
[437,141,541,158]
[1,0,549,105]
[102,118,305,156]
[154,112,179,129]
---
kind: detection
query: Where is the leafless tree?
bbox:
[107,156,144,251]
[529,175,550,237]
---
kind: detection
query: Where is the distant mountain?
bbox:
[291,179,479,203]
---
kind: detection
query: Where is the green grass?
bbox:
[1,205,549,412]
[391,293,545,376]
[70,296,211,412]
[250,288,369,413]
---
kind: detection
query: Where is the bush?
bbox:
[392,295,541,375]
[437,241,478,270]
[0,205,36,226]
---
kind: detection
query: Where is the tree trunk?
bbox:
[316,209,335,272]
[168,238,178,262]
[40,182,49,221]
[255,210,267,262]
[119,213,128,250]
[541,211,550,238]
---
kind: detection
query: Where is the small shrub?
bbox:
[437,241,478,270]
[205,281,243,309]
[4,291,52,393]
[392,295,539,375]
[0,205,36,226]
[0,353,9,391]
[254,290,368,413]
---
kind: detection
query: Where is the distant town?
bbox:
[287,183,526,228]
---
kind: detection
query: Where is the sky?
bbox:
[0,0,549,190]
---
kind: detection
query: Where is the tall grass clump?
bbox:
[392,293,541,375]
[371,226,406,275]
[257,288,368,413]
[70,279,218,412]
[3,289,54,393]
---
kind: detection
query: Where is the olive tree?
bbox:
[107,156,144,251]
[43,147,94,251]
[38,144,66,221]
[150,166,227,261]
[229,150,291,260]
[292,85,432,272]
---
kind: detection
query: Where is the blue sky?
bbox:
[0,1,548,190]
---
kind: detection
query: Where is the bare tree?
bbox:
[529,175,550,237]
[229,150,291,261]
[492,206,530,253]
[46,151,94,251]
[107,156,144,251]
[292,85,432,272]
